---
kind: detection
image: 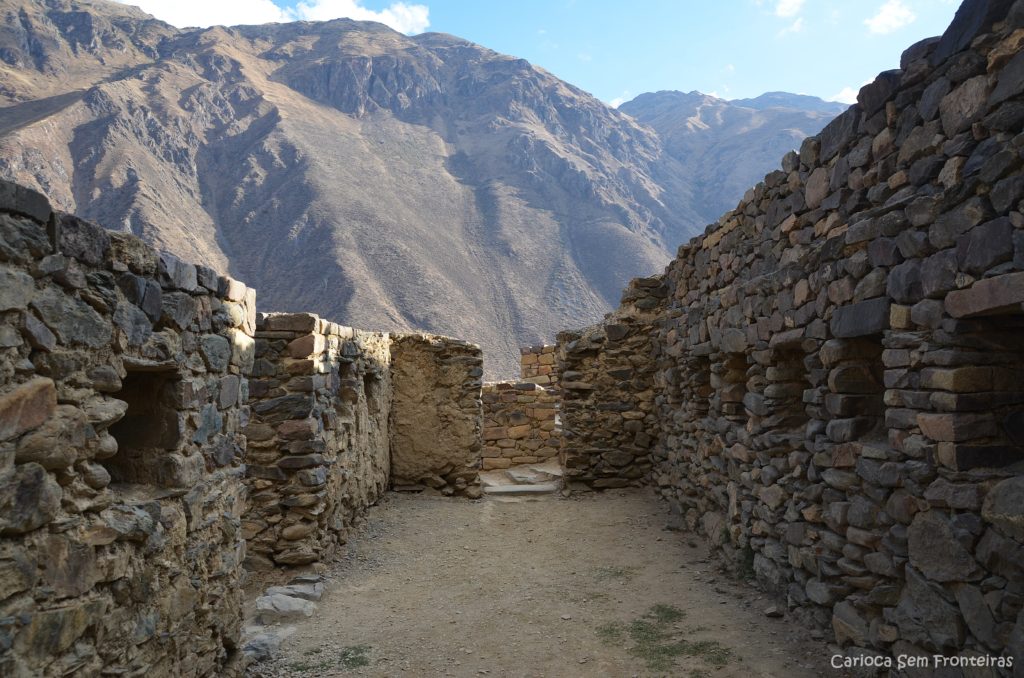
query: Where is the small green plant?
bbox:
[595,565,638,581]
[338,645,371,669]
[649,603,685,624]
[596,604,734,673]
[596,621,626,644]
[288,645,371,672]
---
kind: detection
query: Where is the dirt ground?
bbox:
[246,490,838,678]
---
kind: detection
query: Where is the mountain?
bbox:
[730,91,847,114]
[618,90,842,222]
[0,0,841,377]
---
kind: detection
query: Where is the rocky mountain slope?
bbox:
[619,91,845,222]
[0,0,841,376]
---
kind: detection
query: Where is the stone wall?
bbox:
[481,381,560,470]
[243,313,391,568]
[519,344,560,389]
[389,334,484,497]
[556,0,1024,663]
[0,181,255,676]
[556,278,665,490]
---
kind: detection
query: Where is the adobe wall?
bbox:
[0,181,256,676]
[243,313,391,568]
[557,0,1024,663]
[389,334,484,497]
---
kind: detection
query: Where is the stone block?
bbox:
[981,476,1024,542]
[917,412,997,441]
[945,271,1024,317]
[0,378,56,442]
[830,298,890,338]
[0,462,61,534]
[908,511,982,582]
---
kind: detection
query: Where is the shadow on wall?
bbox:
[554,0,1024,663]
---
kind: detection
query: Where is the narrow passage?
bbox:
[248,491,833,677]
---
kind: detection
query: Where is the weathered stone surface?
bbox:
[57,214,109,267]
[908,511,982,582]
[830,298,891,338]
[0,378,56,442]
[0,463,61,534]
[255,593,316,623]
[112,302,151,347]
[956,217,1014,275]
[833,601,869,646]
[939,75,989,136]
[891,566,965,651]
[945,271,1024,317]
[981,476,1024,542]
[16,405,90,470]
[22,313,56,351]
[0,179,51,223]
[200,334,231,372]
[30,287,111,347]
[0,265,35,311]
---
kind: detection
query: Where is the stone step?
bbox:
[483,482,561,495]
[505,467,555,484]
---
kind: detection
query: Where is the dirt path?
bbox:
[246,490,835,678]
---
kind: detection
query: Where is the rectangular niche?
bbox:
[825,336,885,444]
[686,355,713,421]
[927,314,1024,469]
[105,368,184,485]
[765,348,812,433]
[717,352,750,426]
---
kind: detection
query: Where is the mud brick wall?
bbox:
[556,277,665,490]
[481,382,559,470]
[519,344,559,389]
[556,0,1024,663]
[389,334,484,497]
[243,313,391,568]
[0,181,255,676]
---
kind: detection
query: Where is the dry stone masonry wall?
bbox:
[0,181,493,675]
[557,0,1024,664]
[243,313,391,569]
[519,344,560,389]
[556,277,665,490]
[481,382,560,470]
[0,182,256,677]
[389,334,485,497]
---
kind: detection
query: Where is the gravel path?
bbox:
[247,490,835,677]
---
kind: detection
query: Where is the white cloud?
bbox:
[774,0,805,18]
[724,63,735,74]
[294,0,429,34]
[114,0,288,28]
[777,17,803,37]
[829,86,859,104]
[608,90,632,108]
[112,0,430,34]
[864,0,916,34]
[577,52,592,63]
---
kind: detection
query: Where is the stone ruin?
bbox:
[0,184,257,676]
[1,0,1023,674]
[558,0,1024,665]
[481,347,561,472]
[0,183,486,675]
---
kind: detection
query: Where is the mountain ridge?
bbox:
[0,0,843,376]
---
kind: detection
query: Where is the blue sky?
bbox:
[117,0,962,105]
